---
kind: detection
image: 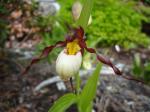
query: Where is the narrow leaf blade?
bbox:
[77,0,94,30]
[48,93,77,112]
[79,63,102,111]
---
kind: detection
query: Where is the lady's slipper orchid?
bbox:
[23,27,144,83]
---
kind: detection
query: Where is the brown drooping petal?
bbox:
[39,41,67,57]
[121,75,145,84]
[75,28,121,75]
[85,47,96,53]
[22,58,41,75]
[78,34,122,75]
[73,27,145,83]
[85,46,145,83]
[22,41,66,75]
[84,45,122,75]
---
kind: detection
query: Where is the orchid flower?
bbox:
[23,27,144,83]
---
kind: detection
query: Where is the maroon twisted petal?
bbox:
[79,39,144,84]
[84,45,122,75]
[86,46,145,83]
[96,54,122,75]
[121,75,145,84]
[22,41,66,75]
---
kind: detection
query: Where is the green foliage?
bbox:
[57,0,74,24]
[138,5,150,21]
[0,4,9,14]
[87,0,150,48]
[32,15,55,32]
[132,53,150,84]
[58,0,150,49]
[48,93,77,112]
[0,3,9,47]
[48,64,102,112]
[0,19,9,47]
[78,63,101,112]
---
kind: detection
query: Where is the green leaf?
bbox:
[132,53,143,76]
[78,63,102,112]
[48,93,77,112]
[77,0,94,31]
[86,103,92,112]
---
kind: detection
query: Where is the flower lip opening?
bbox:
[66,39,81,55]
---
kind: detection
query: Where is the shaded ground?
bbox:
[0,48,150,112]
[95,75,150,112]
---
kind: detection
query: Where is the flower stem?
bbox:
[75,73,81,95]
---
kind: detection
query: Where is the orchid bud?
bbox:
[72,1,92,25]
[72,1,82,21]
[56,49,82,80]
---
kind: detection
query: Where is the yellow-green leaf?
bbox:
[48,93,77,112]
[78,63,102,112]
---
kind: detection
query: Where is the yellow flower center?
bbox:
[66,39,80,55]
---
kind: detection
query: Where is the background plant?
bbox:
[0,18,9,47]
[0,1,10,47]
[58,0,150,49]
[132,53,150,84]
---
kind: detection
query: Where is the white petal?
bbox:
[56,49,82,80]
